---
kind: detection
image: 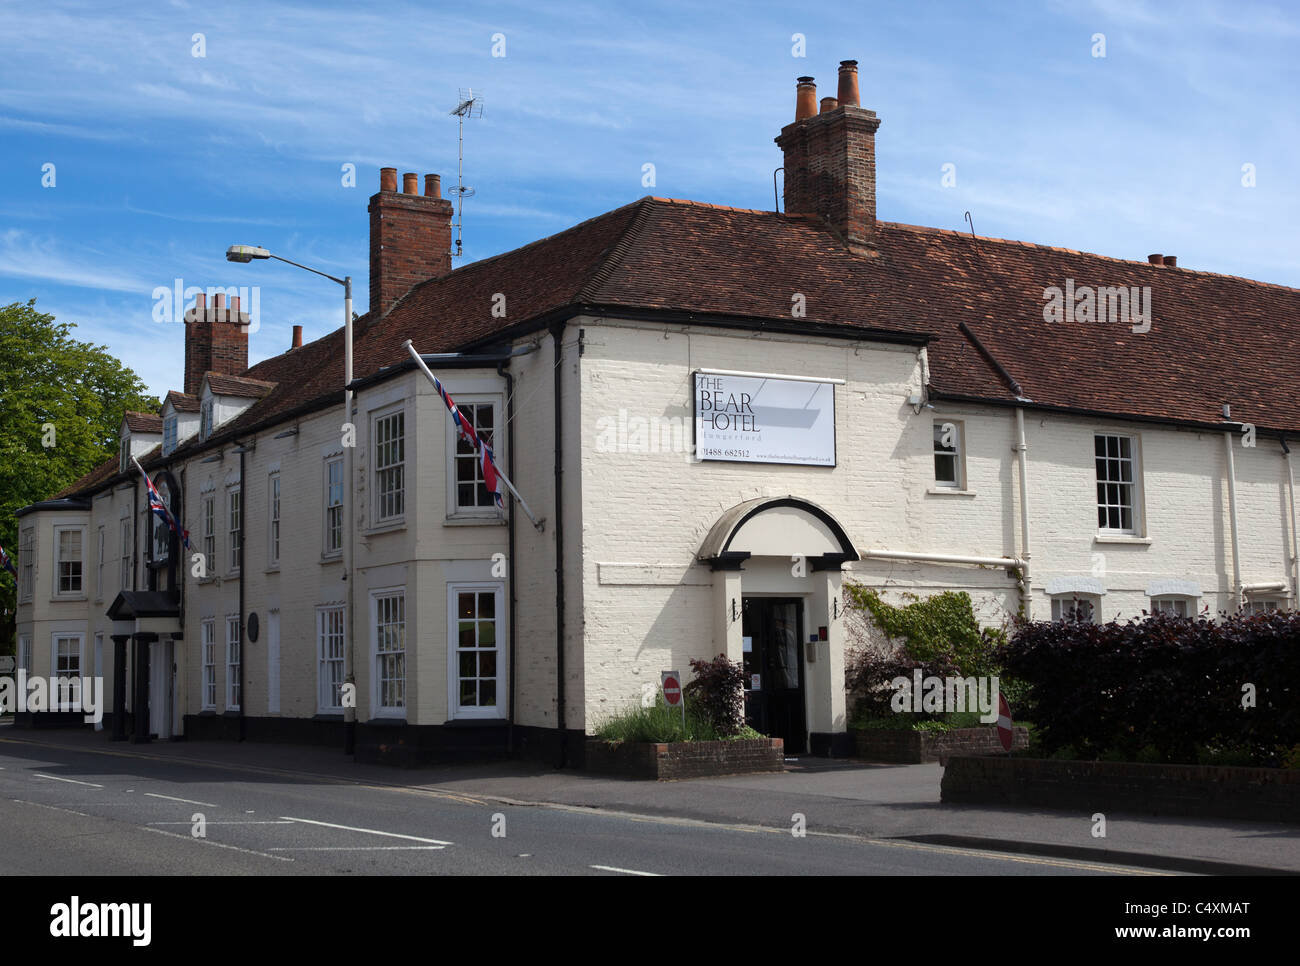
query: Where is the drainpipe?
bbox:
[1015,408,1033,619]
[498,358,517,754]
[236,441,249,742]
[1283,439,1300,606]
[343,276,356,758]
[550,322,567,769]
[1223,407,1242,610]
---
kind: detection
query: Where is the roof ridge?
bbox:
[577,197,658,302]
[881,221,1300,295]
[374,196,654,327]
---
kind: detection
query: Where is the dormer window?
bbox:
[120,436,130,473]
[201,398,214,439]
[163,415,178,455]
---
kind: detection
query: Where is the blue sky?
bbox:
[1,0,1297,399]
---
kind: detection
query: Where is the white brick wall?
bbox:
[15,315,1297,747]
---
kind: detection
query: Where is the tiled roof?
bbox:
[40,196,1300,504]
[51,456,120,499]
[123,411,163,434]
[165,390,200,413]
[204,373,277,398]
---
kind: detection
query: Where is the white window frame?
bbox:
[51,633,83,680]
[228,486,242,573]
[370,587,406,717]
[1095,432,1142,535]
[225,615,241,710]
[163,415,178,455]
[19,526,34,602]
[201,619,217,710]
[446,395,504,517]
[932,418,965,489]
[95,526,105,601]
[1150,595,1196,618]
[1244,596,1285,615]
[1050,595,1099,623]
[17,635,32,674]
[323,457,344,555]
[119,517,132,591]
[201,495,215,577]
[317,605,346,713]
[53,525,85,598]
[200,398,214,439]
[268,472,281,567]
[120,436,130,473]
[372,407,406,524]
[447,582,506,719]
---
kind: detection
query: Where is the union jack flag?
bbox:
[0,541,16,579]
[430,373,504,508]
[133,457,190,549]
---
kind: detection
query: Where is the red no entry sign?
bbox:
[997,692,1014,751]
[661,671,682,706]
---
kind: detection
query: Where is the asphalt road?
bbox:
[0,739,1169,876]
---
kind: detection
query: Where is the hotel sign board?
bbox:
[693,370,837,466]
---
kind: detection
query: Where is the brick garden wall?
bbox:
[585,738,785,780]
[941,756,1300,823]
[856,726,1029,764]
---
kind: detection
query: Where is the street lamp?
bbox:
[226,244,356,756]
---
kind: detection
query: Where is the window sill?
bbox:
[446,713,508,725]
[265,567,280,575]
[365,520,406,536]
[1094,534,1152,545]
[443,515,507,527]
[320,553,343,564]
[51,596,88,603]
[926,487,976,497]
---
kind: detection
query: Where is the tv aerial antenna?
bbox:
[449,88,483,258]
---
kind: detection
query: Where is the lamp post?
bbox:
[226,245,355,756]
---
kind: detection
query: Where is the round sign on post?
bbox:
[661,670,686,731]
[661,671,682,706]
[996,692,1014,752]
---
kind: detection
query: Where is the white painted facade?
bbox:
[13,311,1298,757]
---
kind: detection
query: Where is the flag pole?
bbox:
[403,340,545,531]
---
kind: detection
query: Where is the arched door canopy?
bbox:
[697,496,859,572]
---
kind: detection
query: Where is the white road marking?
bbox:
[144,792,218,807]
[268,846,447,852]
[148,820,294,826]
[142,826,293,862]
[11,798,89,817]
[33,773,102,787]
[279,816,452,845]
[590,864,661,876]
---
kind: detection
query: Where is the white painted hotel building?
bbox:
[13,62,1299,763]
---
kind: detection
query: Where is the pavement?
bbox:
[2,727,1296,875]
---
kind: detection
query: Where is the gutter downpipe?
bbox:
[1015,407,1032,619]
[551,322,567,769]
[343,277,355,758]
[498,358,518,755]
[1284,439,1300,606]
[1223,409,1243,610]
[237,442,247,742]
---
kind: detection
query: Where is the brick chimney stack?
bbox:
[776,60,882,255]
[183,292,249,396]
[368,165,453,318]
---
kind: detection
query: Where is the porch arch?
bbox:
[697,496,858,571]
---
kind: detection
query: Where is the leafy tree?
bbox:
[0,300,159,652]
